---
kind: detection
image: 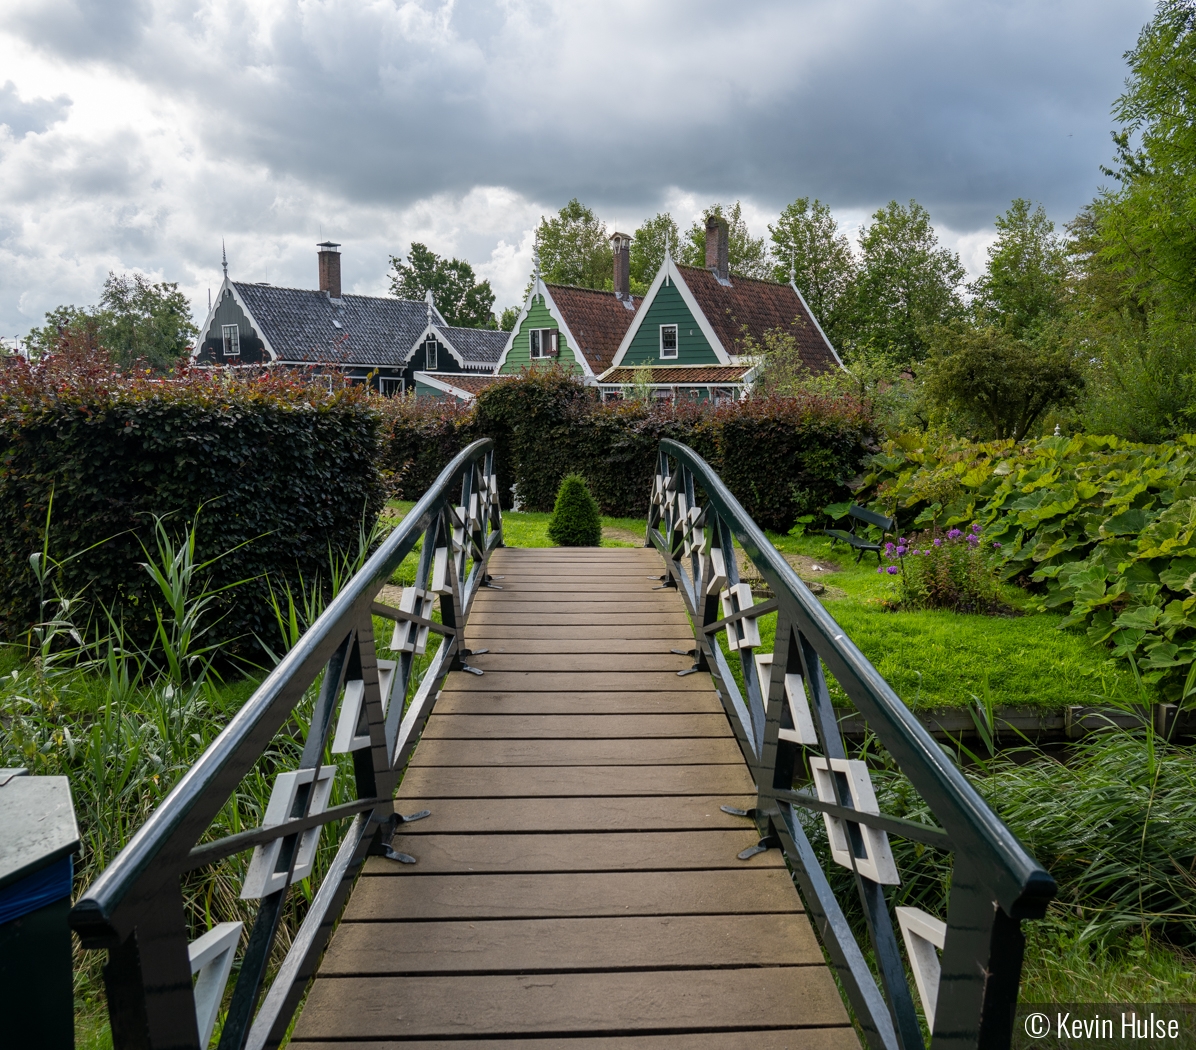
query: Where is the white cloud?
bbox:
[0,0,1153,335]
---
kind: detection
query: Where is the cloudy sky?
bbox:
[0,0,1154,337]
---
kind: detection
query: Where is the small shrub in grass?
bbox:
[878,523,1005,613]
[547,474,601,546]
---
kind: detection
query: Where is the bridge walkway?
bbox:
[289,546,857,1048]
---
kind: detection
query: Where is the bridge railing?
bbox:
[647,439,1055,1050]
[69,439,502,1050]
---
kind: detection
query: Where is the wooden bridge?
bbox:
[292,545,853,1046]
[68,439,1056,1050]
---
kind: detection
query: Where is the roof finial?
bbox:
[425,288,434,326]
[664,227,671,260]
[532,249,541,284]
[221,239,228,278]
[789,250,796,286]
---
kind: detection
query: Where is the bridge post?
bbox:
[0,771,81,1050]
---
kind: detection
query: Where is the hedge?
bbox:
[378,367,876,533]
[0,349,385,658]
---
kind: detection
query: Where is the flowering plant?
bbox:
[878,523,1005,613]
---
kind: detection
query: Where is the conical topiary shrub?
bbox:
[547,474,602,547]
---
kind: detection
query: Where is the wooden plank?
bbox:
[319,914,823,974]
[419,714,732,739]
[344,868,802,921]
[291,1031,861,1050]
[397,764,756,798]
[363,830,783,874]
[434,692,724,716]
[442,671,710,692]
[387,796,758,833]
[467,611,692,626]
[465,624,693,641]
[465,654,694,673]
[471,593,682,605]
[291,967,850,1040]
[408,737,745,768]
[478,580,662,591]
[462,637,698,654]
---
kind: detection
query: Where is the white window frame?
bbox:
[659,324,678,359]
[425,338,438,371]
[222,324,240,357]
[379,377,404,397]
[529,328,559,360]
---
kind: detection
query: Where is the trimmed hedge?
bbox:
[548,474,602,546]
[383,367,876,533]
[0,349,385,656]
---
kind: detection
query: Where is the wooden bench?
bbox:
[822,504,896,563]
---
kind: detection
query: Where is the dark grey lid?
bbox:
[0,774,80,891]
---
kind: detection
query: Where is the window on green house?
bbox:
[222,324,240,357]
[530,328,559,359]
[660,324,678,359]
[426,337,438,370]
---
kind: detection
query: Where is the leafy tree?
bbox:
[499,306,520,331]
[25,273,197,369]
[923,325,1084,440]
[535,199,612,290]
[547,474,602,546]
[629,212,679,293]
[679,202,771,279]
[768,197,855,346]
[389,244,496,328]
[971,199,1069,338]
[845,200,965,363]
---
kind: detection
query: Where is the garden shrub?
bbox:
[0,346,385,657]
[406,367,878,531]
[877,523,1004,613]
[375,393,478,500]
[860,431,1196,699]
[547,474,602,546]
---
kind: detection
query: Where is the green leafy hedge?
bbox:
[548,474,602,546]
[861,432,1196,699]
[0,350,385,656]
[384,368,876,533]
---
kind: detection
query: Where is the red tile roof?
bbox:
[545,285,641,374]
[600,364,753,385]
[675,266,839,374]
[419,372,512,397]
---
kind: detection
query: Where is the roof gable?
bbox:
[544,285,641,374]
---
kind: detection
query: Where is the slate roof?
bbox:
[674,266,839,374]
[416,372,513,398]
[435,324,508,367]
[600,364,754,385]
[546,285,641,374]
[234,282,439,367]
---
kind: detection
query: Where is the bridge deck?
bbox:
[291,547,857,1049]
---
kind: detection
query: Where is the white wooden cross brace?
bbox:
[332,660,394,754]
[754,655,818,746]
[188,921,242,1047]
[704,547,728,596]
[896,906,947,1027]
[431,546,452,594]
[809,757,900,884]
[720,583,762,649]
[388,587,435,655]
[240,765,336,899]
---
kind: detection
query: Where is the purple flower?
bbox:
[896,545,907,556]
[966,534,979,545]
[972,522,982,534]
[933,538,943,547]
[886,565,899,575]
[884,542,894,553]
[992,541,1002,549]
[876,566,884,574]
[947,528,962,540]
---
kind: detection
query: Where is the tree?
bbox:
[389,244,496,328]
[499,306,520,331]
[768,197,855,345]
[845,200,965,363]
[923,325,1084,440]
[679,202,771,279]
[629,212,679,293]
[534,199,612,289]
[25,273,197,369]
[547,474,602,546]
[971,199,1069,338]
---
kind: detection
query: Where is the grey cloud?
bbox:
[0,81,70,137]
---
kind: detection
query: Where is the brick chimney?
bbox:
[610,231,631,301]
[317,241,342,298]
[705,215,729,283]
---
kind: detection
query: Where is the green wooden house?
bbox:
[493,233,642,382]
[600,216,844,401]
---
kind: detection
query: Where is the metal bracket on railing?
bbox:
[737,835,780,860]
[671,646,707,676]
[375,808,432,865]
